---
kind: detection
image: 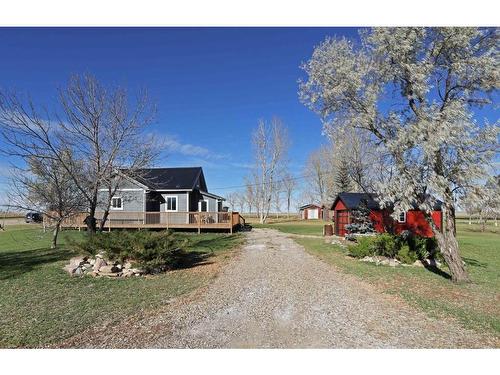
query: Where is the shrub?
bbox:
[406,234,440,260]
[70,230,189,273]
[396,244,418,264]
[348,237,375,258]
[371,233,399,258]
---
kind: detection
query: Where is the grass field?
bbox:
[282,219,500,337]
[0,224,243,348]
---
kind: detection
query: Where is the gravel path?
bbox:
[63,228,497,348]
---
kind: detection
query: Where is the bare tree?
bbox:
[273,183,282,219]
[0,74,157,234]
[304,146,330,203]
[282,173,296,218]
[6,151,84,248]
[234,192,245,213]
[250,117,289,224]
[243,178,255,214]
[226,192,237,212]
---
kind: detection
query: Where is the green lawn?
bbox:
[0,225,243,348]
[252,219,325,236]
[291,219,500,338]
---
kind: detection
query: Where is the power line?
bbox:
[211,170,333,191]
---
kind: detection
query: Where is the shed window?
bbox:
[398,212,406,223]
[111,197,123,210]
[166,196,177,211]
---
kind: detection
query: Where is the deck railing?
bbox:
[60,211,244,233]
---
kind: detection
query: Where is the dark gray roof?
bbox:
[332,193,381,210]
[122,167,207,191]
[332,192,443,211]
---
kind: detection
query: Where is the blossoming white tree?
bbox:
[300,27,499,283]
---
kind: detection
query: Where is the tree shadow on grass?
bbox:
[0,247,71,280]
[170,250,215,270]
[423,264,452,280]
[462,257,487,268]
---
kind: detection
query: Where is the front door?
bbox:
[335,210,350,236]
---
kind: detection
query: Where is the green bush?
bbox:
[406,235,440,260]
[396,244,418,264]
[348,237,375,258]
[372,233,399,258]
[70,230,189,273]
[347,232,442,265]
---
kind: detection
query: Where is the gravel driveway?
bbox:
[63,228,497,348]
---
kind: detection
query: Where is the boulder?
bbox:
[388,258,401,267]
[63,264,79,274]
[130,268,144,275]
[69,256,87,267]
[99,265,120,273]
[99,271,121,277]
[74,267,84,276]
[124,262,133,269]
[93,257,107,272]
[413,260,425,267]
[89,258,96,265]
[122,269,134,277]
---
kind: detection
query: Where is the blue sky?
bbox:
[0,27,497,205]
[0,27,362,200]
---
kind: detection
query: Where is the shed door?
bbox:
[308,208,318,219]
[335,210,349,236]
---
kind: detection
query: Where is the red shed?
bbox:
[331,192,442,237]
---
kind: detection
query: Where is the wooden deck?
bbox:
[60,211,245,233]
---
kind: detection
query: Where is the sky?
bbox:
[0,27,497,207]
[0,27,363,204]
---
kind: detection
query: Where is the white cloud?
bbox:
[159,135,229,160]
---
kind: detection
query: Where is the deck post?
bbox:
[166,212,169,230]
[230,211,233,234]
[198,212,201,234]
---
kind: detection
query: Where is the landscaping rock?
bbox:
[93,257,107,272]
[74,267,84,276]
[63,264,79,274]
[124,262,133,269]
[122,269,134,277]
[99,265,119,273]
[413,260,425,267]
[99,271,121,277]
[388,258,401,267]
[69,256,87,267]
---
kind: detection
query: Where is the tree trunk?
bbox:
[51,220,61,249]
[86,205,97,234]
[99,209,110,231]
[430,204,470,283]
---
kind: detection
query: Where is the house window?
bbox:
[111,197,123,210]
[199,200,208,212]
[398,211,406,223]
[165,196,177,211]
